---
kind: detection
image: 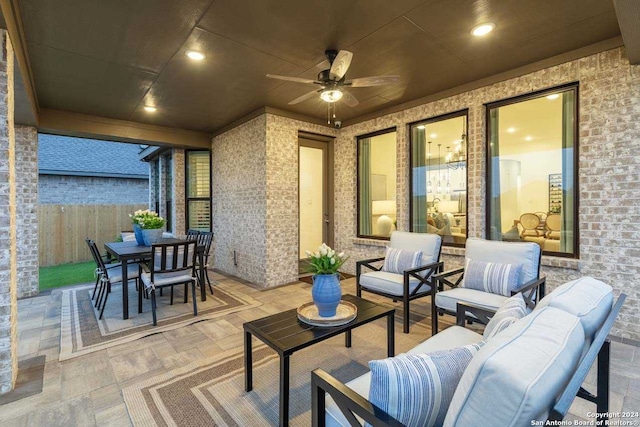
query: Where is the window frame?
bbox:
[408,109,469,248]
[356,126,397,240]
[184,149,212,233]
[484,82,580,258]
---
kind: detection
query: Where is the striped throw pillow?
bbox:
[382,247,423,274]
[463,259,523,296]
[483,293,529,340]
[367,343,484,427]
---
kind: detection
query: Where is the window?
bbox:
[486,84,578,257]
[410,110,468,246]
[357,128,397,239]
[185,150,211,231]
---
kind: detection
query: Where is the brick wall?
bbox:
[171,149,185,235]
[38,175,148,205]
[15,125,38,299]
[213,47,640,341]
[149,158,158,211]
[212,116,268,285]
[334,47,640,342]
[0,29,17,394]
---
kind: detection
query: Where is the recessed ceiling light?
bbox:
[417,125,425,130]
[546,94,560,100]
[143,106,157,113]
[471,22,495,37]
[430,133,437,138]
[507,127,516,133]
[185,50,206,61]
[525,136,533,141]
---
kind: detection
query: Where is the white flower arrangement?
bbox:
[129,209,165,230]
[305,243,347,275]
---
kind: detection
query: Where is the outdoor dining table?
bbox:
[104,238,207,320]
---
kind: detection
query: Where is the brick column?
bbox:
[148,158,158,212]
[0,29,17,394]
[171,148,185,235]
[158,155,168,221]
[15,125,38,299]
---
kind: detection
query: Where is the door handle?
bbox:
[324,219,330,224]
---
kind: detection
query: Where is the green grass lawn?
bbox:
[39,261,96,291]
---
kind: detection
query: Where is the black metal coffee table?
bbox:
[243,294,395,427]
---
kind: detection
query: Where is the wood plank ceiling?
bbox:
[15,0,622,132]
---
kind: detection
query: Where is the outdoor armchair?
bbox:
[356,231,443,333]
[432,237,545,334]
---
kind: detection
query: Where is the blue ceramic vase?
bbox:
[312,274,341,317]
[141,228,163,246]
[132,224,145,245]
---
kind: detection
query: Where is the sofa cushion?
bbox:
[443,307,585,427]
[325,326,483,427]
[382,247,423,274]
[463,259,523,296]
[464,238,540,286]
[483,293,529,340]
[409,326,483,354]
[360,271,431,297]
[535,276,613,340]
[367,343,484,427]
[435,288,507,314]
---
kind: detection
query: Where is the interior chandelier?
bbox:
[446,133,467,170]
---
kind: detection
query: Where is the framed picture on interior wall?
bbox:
[549,173,562,213]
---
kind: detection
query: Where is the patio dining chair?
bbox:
[141,241,198,326]
[432,237,546,334]
[356,231,443,333]
[86,238,141,319]
[194,231,214,294]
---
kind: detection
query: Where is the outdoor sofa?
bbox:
[311,276,625,426]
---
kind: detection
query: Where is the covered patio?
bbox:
[1,0,640,425]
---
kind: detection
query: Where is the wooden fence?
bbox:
[38,204,147,267]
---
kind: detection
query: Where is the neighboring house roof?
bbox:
[38,134,149,179]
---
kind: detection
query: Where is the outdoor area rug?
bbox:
[122,319,439,427]
[59,278,262,361]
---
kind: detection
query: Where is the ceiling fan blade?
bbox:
[288,89,321,105]
[315,59,330,69]
[329,50,353,80]
[340,90,359,107]
[266,74,318,85]
[345,75,400,87]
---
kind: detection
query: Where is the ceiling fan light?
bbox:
[320,89,343,103]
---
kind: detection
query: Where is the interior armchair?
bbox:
[356,231,443,333]
[432,238,546,334]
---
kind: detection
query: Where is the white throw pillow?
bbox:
[483,293,529,340]
[382,247,423,274]
[367,343,484,427]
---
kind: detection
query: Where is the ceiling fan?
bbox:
[266,49,400,107]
